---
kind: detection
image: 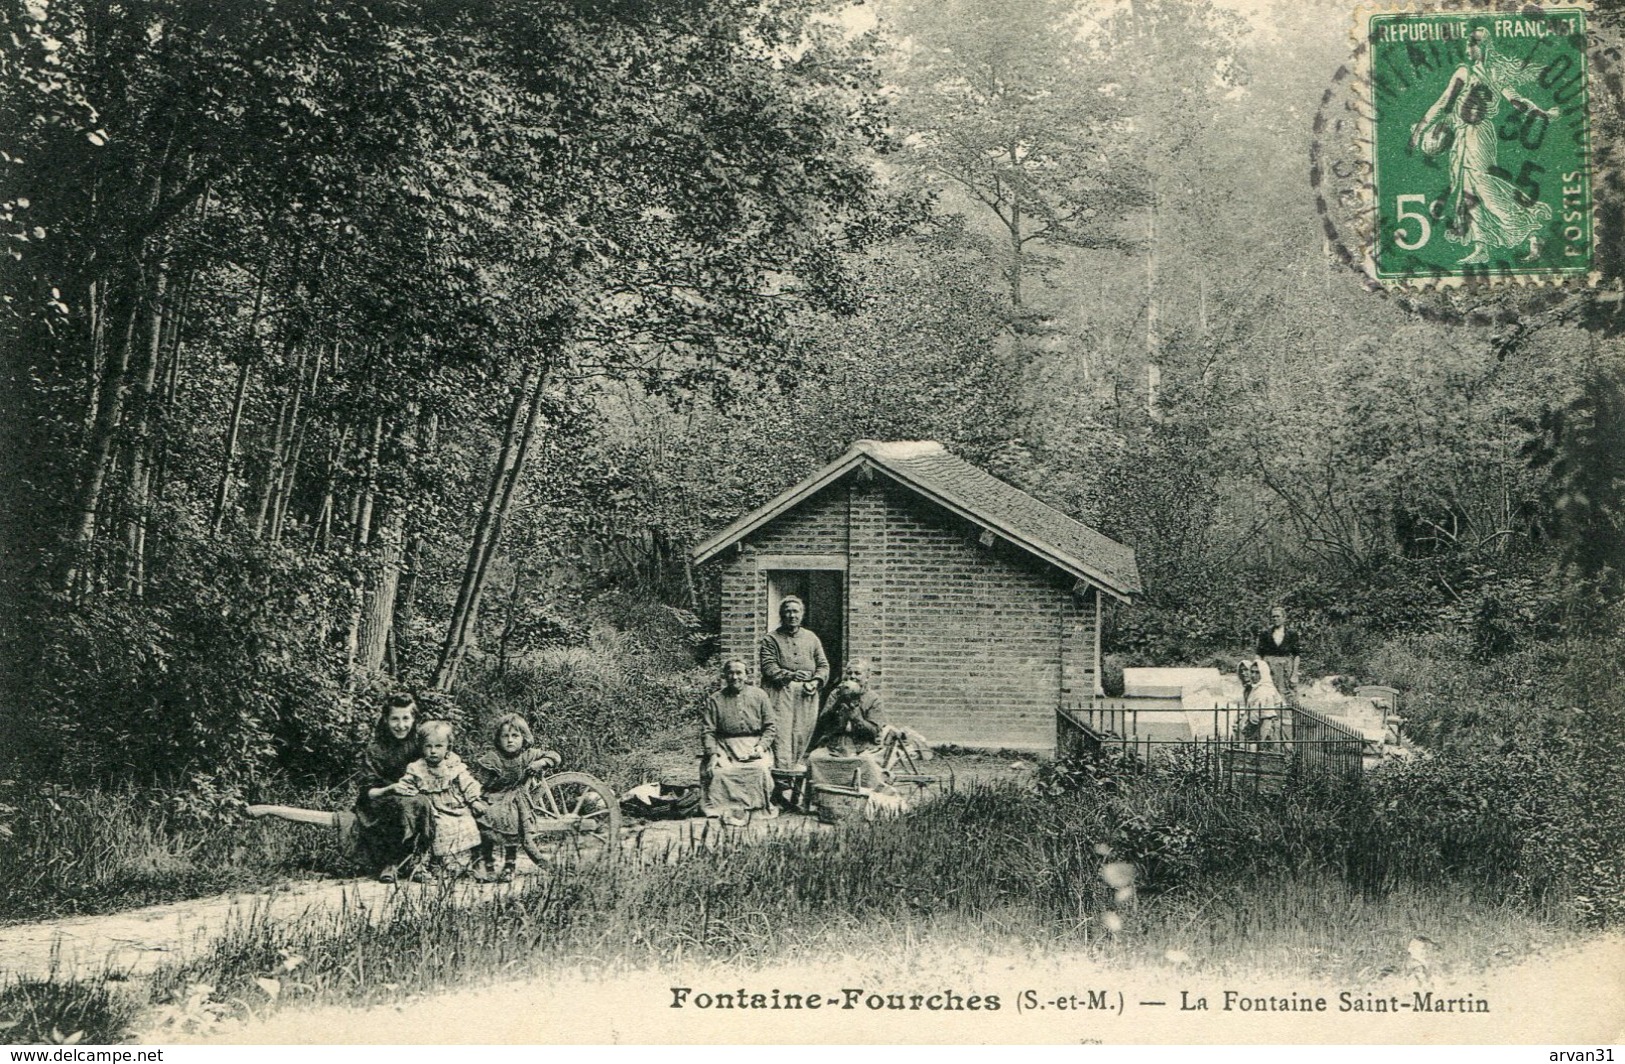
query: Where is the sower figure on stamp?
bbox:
[1256,605,1301,708]
[1408,26,1557,265]
[758,595,828,770]
[700,659,778,827]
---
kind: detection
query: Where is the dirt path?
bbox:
[0,813,820,982]
[0,754,1022,983]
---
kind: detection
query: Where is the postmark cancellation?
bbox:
[1355,3,1594,286]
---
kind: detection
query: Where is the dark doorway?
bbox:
[766,568,845,684]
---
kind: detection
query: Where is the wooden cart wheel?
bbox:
[519,771,622,866]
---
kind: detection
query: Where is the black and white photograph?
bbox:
[0,0,1622,1047]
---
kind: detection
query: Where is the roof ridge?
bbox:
[852,439,945,460]
[694,439,1141,597]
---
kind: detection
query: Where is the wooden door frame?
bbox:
[756,554,848,679]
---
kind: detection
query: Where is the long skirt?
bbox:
[702,751,776,820]
[354,793,435,869]
[479,787,528,843]
[768,686,820,769]
[430,807,482,856]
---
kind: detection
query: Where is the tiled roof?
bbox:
[693,440,1142,599]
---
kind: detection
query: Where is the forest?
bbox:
[2,0,1625,1015]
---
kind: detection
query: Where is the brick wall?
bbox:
[719,489,849,678]
[863,480,1087,750]
[715,469,1100,752]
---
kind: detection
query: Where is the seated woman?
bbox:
[806,660,891,792]
[701,659,778,827]
[355,693,436,882]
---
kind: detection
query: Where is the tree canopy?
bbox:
[1,0,1620,788]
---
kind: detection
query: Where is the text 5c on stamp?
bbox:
[1359,4,1592,286]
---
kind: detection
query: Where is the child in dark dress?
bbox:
[469,713,560,882]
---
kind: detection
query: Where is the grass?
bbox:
[0,781,352,925]
[2,716,1611,1043]
[0,724,699,927]
[0,949,143,1045]
[0,780,1585,1043]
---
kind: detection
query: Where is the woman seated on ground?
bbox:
[355,693,436,883]
[700,659,778,827]
[806,660,892,792]
[469,713,560,882]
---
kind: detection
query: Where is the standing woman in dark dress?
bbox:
[355,692,435,882]
[1255,606,1302,708]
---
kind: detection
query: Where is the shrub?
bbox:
[15,533,351,787]
[1099,654,1128,697]
[0,976,139,1045]
[455,625,710,785]
[1363,745,1624,924]
[1039,735,1622,927]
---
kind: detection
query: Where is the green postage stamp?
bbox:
[1360,5,1592,285]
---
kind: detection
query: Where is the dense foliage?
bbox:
[1,0,895,783]
[1,0,1621,842]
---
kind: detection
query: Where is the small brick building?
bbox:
[693,440,1141,752]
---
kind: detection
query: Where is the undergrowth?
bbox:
[0,780,350,924]
[0,967,142,1045]
[1,776,1595,1043]
[120,782,1584,1037]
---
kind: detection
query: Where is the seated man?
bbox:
[806,660,891,792]
[700,659,778,827]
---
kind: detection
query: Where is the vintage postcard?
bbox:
[0,0,1621,1051]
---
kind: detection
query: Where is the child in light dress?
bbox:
[398,720,488,880]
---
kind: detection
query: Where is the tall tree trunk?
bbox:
[356,501,404,675]
[152,264,195,502]
[253,343,307,538]
[270,428,305,543]
[343,569,364,684]
[1145,179,1161,420]
[65,283,142,593]
[209,252,273,535]
[271,340,323,542]
[1007,139,1024,310]
[354,412,383,547]
[125,266,169,595]
[432,363,549,691]
[391,410,435,669]
[209,357,253,535]
[356,405,419,676]
[83,278,107,433]
[433,370,532,690]
[316,422,350,550]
